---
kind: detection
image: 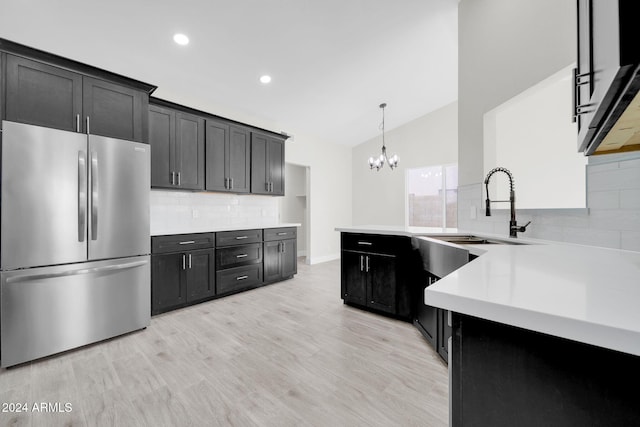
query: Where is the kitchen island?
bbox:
[336,226,640,426]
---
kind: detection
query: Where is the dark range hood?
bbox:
[575,1,640,156]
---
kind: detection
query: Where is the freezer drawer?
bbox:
[0,256,150,368]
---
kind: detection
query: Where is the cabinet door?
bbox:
[250,132,269,194]
[5,55,82,132]
[437,309,451,362]
[186,249,215,303]
[205,119,229,192]
[152,253,187,314]
[367,253,397,314]
[341,251,367,305]
[228,126,251,193]
[175,112,205,190]
[82,76,145,142]
[281,239,297,278]
[149,105,175,188]
[263,240,282,283]
[268,138,285,196]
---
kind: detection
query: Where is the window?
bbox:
[406,164,458,228]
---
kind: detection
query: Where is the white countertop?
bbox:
[336,225,640,356]
[152,223,300,236]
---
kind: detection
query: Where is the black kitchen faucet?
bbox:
[484,167,531,238]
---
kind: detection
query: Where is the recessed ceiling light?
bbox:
[260,75,272,84]
[173,33,189,46]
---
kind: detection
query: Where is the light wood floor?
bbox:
[0,259,448,427]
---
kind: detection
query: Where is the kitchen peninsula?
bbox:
[336,225,640,426]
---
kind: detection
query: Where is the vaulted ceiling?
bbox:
[1,0,458,146]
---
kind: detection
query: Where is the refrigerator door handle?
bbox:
[90,151,99,241]
[5,259,149,284]
[78,151,87,242]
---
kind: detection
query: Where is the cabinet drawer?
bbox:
[341,233,410,255]
[152,233,215,254]
[264,227,297,241]
[216,264,262,295]
[216,243,262,269]
[216,229,262,247]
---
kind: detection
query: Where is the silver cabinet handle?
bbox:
[179,241,195,245]
[86,116,90,134]
[90,150,98,241]
[225,177,229,189]
[357,241,372,246]
[171,171,175,185]
[265,182,270,192]
[236,275,249,281]
[177,172,181,186]
[366,256,370,272]
[76,114,80,132]
[182,254,186,270]
[188,253,192,269]
[5,259,149,284]
[360,255,364,271]
[235,236,248,240]
[277,232,287,236]
[78,151,87,242]
[236,254,248,258]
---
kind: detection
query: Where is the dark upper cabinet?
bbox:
[4,54,149,142]
[82,76,147,142]
[205,120,250,193]
[575,0,640,155]
[5,55,82,132]
[149,105,173,188]
[251,132,285,196]
[148,103,204,190]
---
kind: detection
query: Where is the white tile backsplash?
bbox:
[150,190,280,234]
[458,155,640,251]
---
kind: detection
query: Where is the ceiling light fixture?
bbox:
[368,103,398,171]
[260,75,272,84]
[173,33,189,45]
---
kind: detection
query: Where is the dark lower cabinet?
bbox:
[152,228,298,315]
[185,249,215,303]
[151,252,187,314]
[263,227,297,283]
[151,248,214,315]
[264,239,297,283]
[151,233,215,315]
[451,313,640,427]
[436,308,451,362]
[340,233,414,319]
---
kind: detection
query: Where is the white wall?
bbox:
[286,133,352,264]
[280,164,308,257]
[352,102,458,225]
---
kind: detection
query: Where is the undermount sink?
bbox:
[427,235,527,245]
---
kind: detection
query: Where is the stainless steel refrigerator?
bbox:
[0,120,150,368]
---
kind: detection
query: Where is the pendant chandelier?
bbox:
[368,103,398,171]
